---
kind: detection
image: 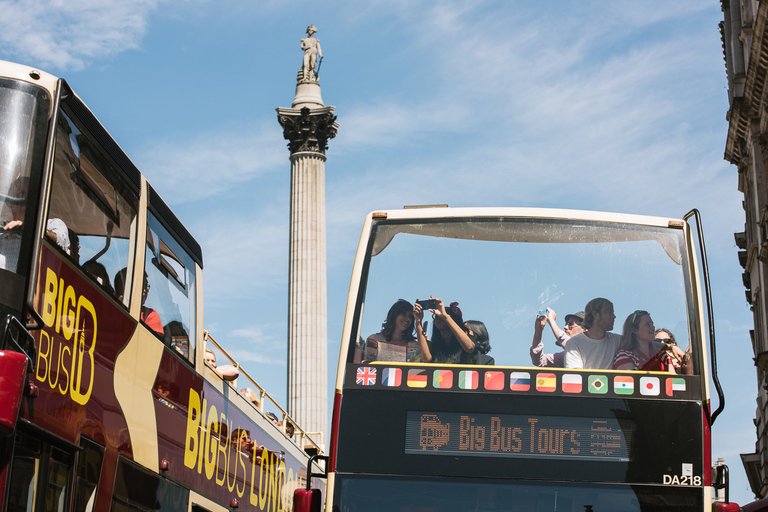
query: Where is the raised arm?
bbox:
[413,302,432,362]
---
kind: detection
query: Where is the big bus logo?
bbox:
[420,414,450,450]
[35,267,97,405]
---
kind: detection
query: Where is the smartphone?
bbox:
[537,308,548,318]
[416,299,438,310]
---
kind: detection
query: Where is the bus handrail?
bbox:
[203,330,323,454]
[684,208,724,424]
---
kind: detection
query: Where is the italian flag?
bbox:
[459,370,478,390]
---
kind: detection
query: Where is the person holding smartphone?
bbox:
[414,297,476,364]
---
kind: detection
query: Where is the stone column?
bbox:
[277,99,337,436]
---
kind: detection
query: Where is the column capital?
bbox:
[277,106,338,155]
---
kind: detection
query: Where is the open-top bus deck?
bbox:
[0,59,323,512]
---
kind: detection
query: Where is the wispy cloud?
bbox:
[0,0,161,70]
[137,122,286,203]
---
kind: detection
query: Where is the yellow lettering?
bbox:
[42,268,57,327]
[69,296,96,405]
[56,277,64,333]
[250,445,260,506]
[47,337,61,391]
[35,330,50,383]
[259,448,270,509]
[216,414,229,487]
[184,389,201,469]
[204,405,218,479]
[58,346,70,395]
[61,285,76,340]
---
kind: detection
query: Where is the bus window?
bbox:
[143,211,197,363]
[73,438,104,512]
[46,108,139,307]
[111,457,189,512]
[6,431,75,512]
[0,78,50,275]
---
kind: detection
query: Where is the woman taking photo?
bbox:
[414,297,476,364]
[613,310,675,372]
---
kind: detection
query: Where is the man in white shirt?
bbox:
[564,298,621,369]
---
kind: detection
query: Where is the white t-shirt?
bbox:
[564,332,622,369]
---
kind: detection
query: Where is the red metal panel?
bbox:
[0,350,27,435]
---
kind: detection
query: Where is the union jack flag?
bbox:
[356,366,377,386]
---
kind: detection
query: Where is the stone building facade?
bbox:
[722,0,768,498]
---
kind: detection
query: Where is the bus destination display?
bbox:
[405,411,632,462]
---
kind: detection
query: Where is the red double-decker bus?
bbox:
[314,206,738,512]
[0,59,323,512]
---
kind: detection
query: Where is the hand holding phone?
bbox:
[416,299,438,310]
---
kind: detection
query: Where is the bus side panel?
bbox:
[152,349,312,509]
[23,245,136,449]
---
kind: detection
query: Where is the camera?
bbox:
[416,299,438,310]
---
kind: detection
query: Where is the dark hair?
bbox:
[380,299,415,342]
[582,297,612,330]
[465,320,490,354]
[431,303,467,354]
[654,327,676,345]
[619,310,650,351]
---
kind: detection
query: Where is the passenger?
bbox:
[266,411,280,425]
[82,260,113,295]
[564,298,621,369]
[530,308,585,367]
[613,311,675,372]
[655,327,693,375]
[281,420,295,438]
[241,387,262,409]
[232,428,263,465]
[415,298,476,364]
[465,320,494,365]
[163,321,189,358]
[114,269,163,337]
[363,299,420,362]
[204,348,239,381]
[1,176,70,271]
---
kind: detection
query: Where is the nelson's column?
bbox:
[277,25,338,437]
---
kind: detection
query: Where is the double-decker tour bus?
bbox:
[316,206,735,512]
[0,59,324,512]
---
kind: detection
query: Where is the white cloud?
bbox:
[0,0,160,71]
[137,123,286,203]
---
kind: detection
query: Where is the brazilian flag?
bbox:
[588,375,608,394]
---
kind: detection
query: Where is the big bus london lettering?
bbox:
[317,208,733,512]
[0,59,323,512]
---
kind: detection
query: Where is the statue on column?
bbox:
[298,25,323,83]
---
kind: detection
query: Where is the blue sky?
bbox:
[0,0,758,504]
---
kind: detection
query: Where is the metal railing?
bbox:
[203,330,323,454]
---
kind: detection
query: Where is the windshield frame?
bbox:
[343,210,699,374]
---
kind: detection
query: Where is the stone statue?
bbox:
[298,25,323,83]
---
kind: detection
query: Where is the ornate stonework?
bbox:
[277,106,338,155]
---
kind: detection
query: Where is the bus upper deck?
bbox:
[322,206,725,512]
[0,59,322,512]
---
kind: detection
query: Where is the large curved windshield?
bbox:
[0,78,50,273]
[353,217,696,373]
[337,474,701,512]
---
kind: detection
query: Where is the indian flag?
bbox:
[614,376,634,395]
[458,370,478,390]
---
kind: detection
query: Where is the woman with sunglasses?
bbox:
[613,311,675,372]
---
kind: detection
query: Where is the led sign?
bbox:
[405,411,632,462]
